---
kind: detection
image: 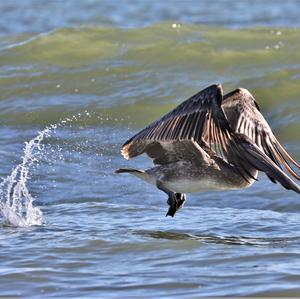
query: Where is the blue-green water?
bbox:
[0,1,300,297]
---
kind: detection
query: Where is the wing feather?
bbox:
[121,84,230,160]
[222,88,300,181]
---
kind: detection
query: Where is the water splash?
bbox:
[0,127,51,226]
[0,112,91,227]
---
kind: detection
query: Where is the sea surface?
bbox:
[0,0,300,298]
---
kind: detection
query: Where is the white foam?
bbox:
[0,127,53,226]
[0,111,92,227]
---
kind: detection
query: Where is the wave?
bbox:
[0,23,299,141]
[1,24,300,67]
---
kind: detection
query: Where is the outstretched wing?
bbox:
[222,88,300,181]
[121,84,231,162]
[120,84,300,193]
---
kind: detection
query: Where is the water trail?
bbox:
[0,112,90,227]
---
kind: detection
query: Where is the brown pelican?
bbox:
[116,84,300,217]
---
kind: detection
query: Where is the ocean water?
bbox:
[0,0,300,297]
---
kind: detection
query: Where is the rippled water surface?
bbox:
[1,1,300,298]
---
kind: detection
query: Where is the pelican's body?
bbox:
[116,84,300,217]
[131,152,256,193]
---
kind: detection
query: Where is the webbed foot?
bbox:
[166,193,186,217]
[175,193,186,210]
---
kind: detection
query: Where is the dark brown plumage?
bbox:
[117,84,300,217]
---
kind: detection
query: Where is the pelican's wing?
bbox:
[121,84,300,193]
[140,139,213,165]
[222,88,300,181]
[121,84,231,162]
